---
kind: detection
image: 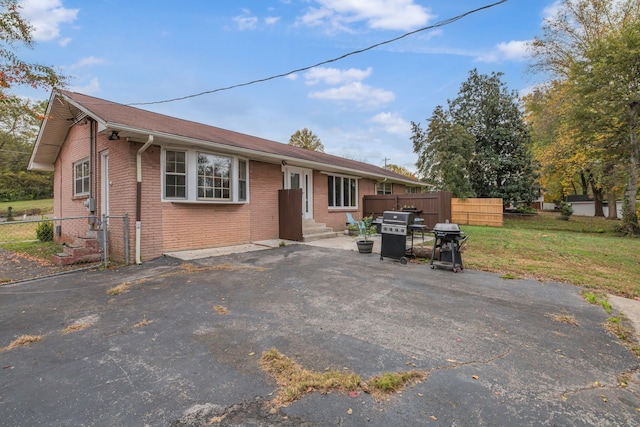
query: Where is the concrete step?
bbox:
[50,234,102,266]
[51,252,101,266]
[303,231,340,243]
[302,224,333,234]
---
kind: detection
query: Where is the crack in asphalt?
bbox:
[559,367,640,400]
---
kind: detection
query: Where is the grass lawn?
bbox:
[460,212,640,298]
[0,199,53,217]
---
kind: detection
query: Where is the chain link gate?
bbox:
[0,213,129,284]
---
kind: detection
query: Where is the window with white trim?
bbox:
[377,182,392,194]
[238,160,247,201]
[406,186,421,194]
[197,152,231,200]
[162,149,248,203]
[165,150,186,199]
[328,174,357,208]
[74,158,90,196]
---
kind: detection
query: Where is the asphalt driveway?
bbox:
[1,244,639,426]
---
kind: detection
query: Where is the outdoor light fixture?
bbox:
[108,131,120,140]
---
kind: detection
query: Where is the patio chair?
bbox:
[346,213,366,236]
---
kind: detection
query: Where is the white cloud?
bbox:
[297,0,433,31]
[69,56,105,69]
[285,73,298,81]
[542,0,562,22]
[476,40,532,63]
[19,0,78,42]
[233,9,258,30]
[265,16,280,25]
[69,77,100,95]
[58,37,72,47]
[304,67,372,86]
[309,81,395,108]
[370,112,410,136]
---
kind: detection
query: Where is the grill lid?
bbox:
[433,222,461,232]
[382,211,415,225]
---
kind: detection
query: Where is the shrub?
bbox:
[36,220,54,242]
[559,201,573,220]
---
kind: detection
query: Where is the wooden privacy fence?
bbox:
[451,198,503,226]
[362,192,452,229]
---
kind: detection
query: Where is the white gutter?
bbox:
[135,135,154,264]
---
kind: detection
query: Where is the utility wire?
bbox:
[129,0,508,106]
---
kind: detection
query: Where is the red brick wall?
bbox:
[54,123,92,219]
[313,173,379,232]
[53,124,399,260]
[249,161,281,241]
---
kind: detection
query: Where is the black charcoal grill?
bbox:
[379,211,416,264]
[430,222,467,272]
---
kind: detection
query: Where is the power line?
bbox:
[129,0,508,106]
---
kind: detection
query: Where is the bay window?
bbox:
[162,149,248,203]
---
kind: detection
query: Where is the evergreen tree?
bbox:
[413,69,538,206]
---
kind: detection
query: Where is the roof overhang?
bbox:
[29,91,427,187]
[111,123,425,187]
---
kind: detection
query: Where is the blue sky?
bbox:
[16,0,559,172]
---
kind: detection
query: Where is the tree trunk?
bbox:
[602,163,618,219]
[579,172,589,195]
[606,189,618,219]
[623,102,640,234]
[588,173,604,217]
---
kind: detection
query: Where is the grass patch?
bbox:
[260,349,426,408]
[0,199,53,217]
[366,371,425,397]
[2,334,43,351]
[582,292,613,314]
[260,348,362,407]
[106,282,130,296]
[545,313,578,326]
[459,212,640,298]
[0,221,46,244]
[213,305,229,315]
[62,323,92,334]
[606,317,631,342]
[134,319,153,328]
[0,240,60,262]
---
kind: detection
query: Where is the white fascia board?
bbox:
[106,121,425,186]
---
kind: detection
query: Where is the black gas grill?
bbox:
[430,222,467,272]
[379,211,425,264]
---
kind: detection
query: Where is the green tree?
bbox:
[288,128,324,152]
[1,0,66,118]
[383,163,416,179]
[575,18,640,230]
[412,106,475,198]
[528,0,640,232]
[0,98,52,201]
[413,70,538,206]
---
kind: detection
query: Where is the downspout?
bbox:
[135,135,154,264]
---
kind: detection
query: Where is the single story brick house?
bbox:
[29,91,426,263]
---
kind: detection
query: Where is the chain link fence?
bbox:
[0,214,129,284]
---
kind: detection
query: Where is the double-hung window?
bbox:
[74,158,90,197]
[377,182,392,194]
[327,174,357,208]
[165,150,186,199]
[163,149,248,203]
